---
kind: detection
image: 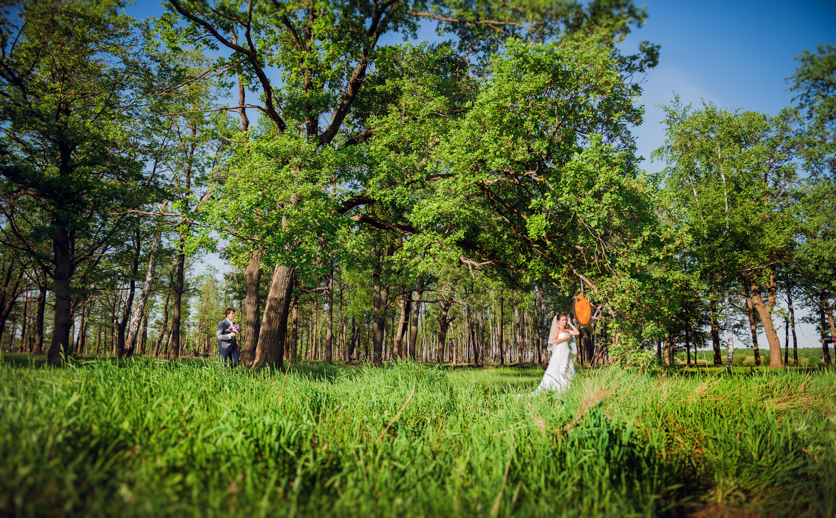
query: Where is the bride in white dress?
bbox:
[521,313,580,396]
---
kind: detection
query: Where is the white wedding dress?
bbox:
[519,319,575,396]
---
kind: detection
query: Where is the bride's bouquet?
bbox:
[228,324,242,334]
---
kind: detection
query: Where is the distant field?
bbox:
[1,357,834,517]
[674,346,829,367]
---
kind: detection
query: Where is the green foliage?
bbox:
[1,359,834,516]
[654,100,796,292]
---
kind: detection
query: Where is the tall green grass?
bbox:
[1,357,834,517]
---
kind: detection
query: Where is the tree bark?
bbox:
[788,287,799,365]
[117,231,142,359]
[408,289,423,361]
[498,294,505,365]
[744,286,761,366]
[826,294,836,364]
[370,247,391,367]
[724,303,734,374]
[684,316,691,366]
[819,288,833,367]
[0,267,24,339]
[33,285,46,355]
[393,295,411,360]
[239,249,263,365]
[153,288,172,357]
[326,264,334,364]
[709,301,722,365]
[436,296,454,364]
[139,309,148,355]
[76,300,88,355]
[290,296,299,363]
[126,232,161,356]
[168,234,186,360]
[253,264,296,368]
[47,222,75,364]
[749,281,782,368]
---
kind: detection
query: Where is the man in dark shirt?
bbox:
[217,308,239,367]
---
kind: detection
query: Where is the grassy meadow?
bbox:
[1,355,834,517]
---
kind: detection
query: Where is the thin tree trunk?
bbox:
[290,296,299,363]
[408,289,423,361]
[826,295,836,363]
[709,301,722,366]
[153,289,172,357]
[724,294,735,374]
[436,296,454,364]
[139,309,148,355]
[788,288,799,365]
[126,232,161,356]
[117,231,142,359]
[0,268,24,339]
[326,264,334,364]
[33,286,46,355]
[744,286,761,366]
[498,294,505,365]
[684,315,691,366]
[820,288,833,367]
[168,235,186,360]
[784,316,789,366]
[394,296,411,360]
[17,290,28,354]
[76,300,87,355]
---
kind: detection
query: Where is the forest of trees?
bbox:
[0,0,833,371]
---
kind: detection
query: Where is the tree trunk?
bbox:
[0,268,24,339]
[76,300,87,355]
[126,232,161,356]
[168,235,186,360]
[240,249,263,365]
[370,247,391,367]
[139,309,148,355]
[153,289,172,357]
[408,290,423,361]
[498,294,505,365]
[117,231,142,359]
[253,264,296,368]
[290,296,299,363]
[826,294,836,365]
[709,301,722,365]
[749,282,782,368]
[436,296,454,364]
[33,286,46,355]
[744,286,761,366]
[684,316,691,366]
[348,317,356,361]
[788,288,799,365]
[48,223,75,364]
[326,265,334,364]
[784,316,789,366]
[393,295,411,360]
[819,288,833,367]
[16,290,28,354]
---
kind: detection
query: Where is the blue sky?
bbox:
[129,0,835,348]
[625,0,836,170]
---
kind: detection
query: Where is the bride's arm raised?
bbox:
[566,322,581,336]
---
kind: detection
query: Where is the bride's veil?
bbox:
[547,315,558,351]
